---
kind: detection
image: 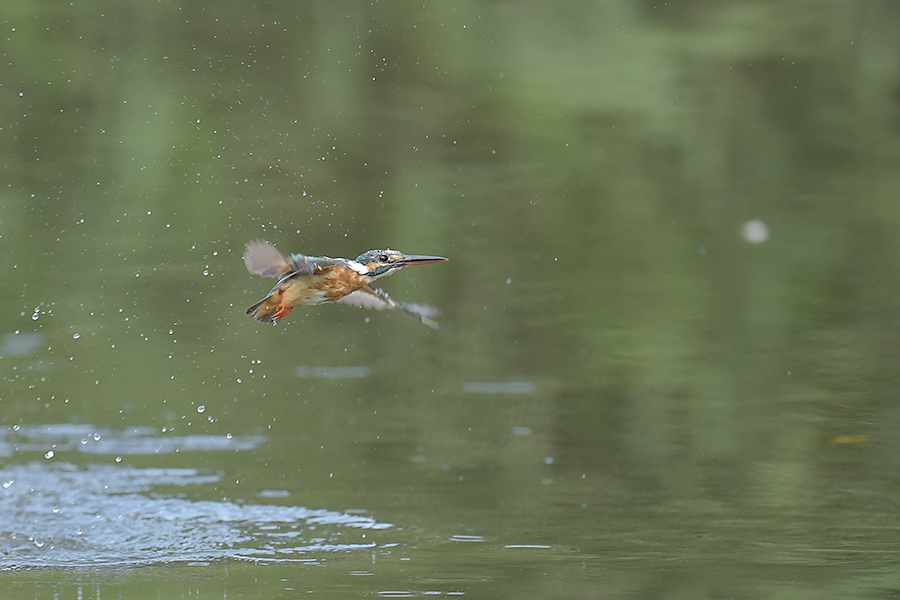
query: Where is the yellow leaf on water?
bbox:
[828,434,870,445]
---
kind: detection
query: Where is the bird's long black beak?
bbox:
[398,254,448,266]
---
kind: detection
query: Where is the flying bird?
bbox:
[243,240,448,328]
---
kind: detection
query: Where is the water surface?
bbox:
[2,1,900,598]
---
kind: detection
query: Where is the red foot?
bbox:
[272,305,293,319]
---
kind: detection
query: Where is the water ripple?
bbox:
[0,425,392,570]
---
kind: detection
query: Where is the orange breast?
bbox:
[280,267,370,307]
[318,267,370,301]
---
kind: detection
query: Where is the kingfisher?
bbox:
[243,240,448,328]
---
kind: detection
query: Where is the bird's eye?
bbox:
[379,254,389,262]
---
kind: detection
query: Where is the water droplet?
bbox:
[197,405,206,413]
[44,450,54,459]
[72,333,81,340]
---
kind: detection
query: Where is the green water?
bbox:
[3,1,900,598]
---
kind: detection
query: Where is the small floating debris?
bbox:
[828,434,870,445]
[504,544,551,549]
[740,219,769,244]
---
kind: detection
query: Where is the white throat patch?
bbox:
[347,260,368,275]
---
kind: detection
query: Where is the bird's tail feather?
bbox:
[246,297,280,324]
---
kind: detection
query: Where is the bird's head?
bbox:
[354,249,448,279]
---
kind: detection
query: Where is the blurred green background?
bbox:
[3,1,900,598]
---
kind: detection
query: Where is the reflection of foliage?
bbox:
[1,1,900,547]
[1,2,898,381]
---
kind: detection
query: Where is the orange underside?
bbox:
[253,268,371,321]
[281,269,369,304]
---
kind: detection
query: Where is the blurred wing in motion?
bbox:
[244,240,316,279]
[244,240,291,278]
[337,287,442,329]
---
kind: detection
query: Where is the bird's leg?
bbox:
[272,305,293,320]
